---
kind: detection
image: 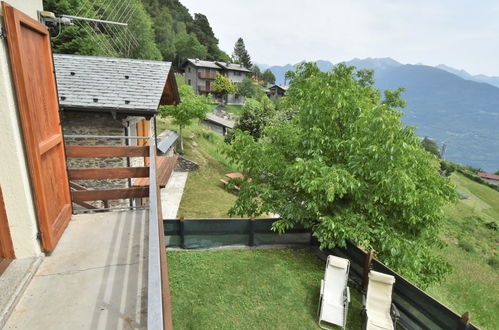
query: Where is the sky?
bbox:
[180,0,499,76]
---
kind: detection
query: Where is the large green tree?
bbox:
[160,77,212,152]
[225,63,457,287]
[212,73,236,105]
[232,37,252,69]
[237,77,262,99]
[422,136,441,158]
[232,95,276,140]
[261,69,276,85]
[174,32,208,68]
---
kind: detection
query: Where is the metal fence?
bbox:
[164,218,478,330]
[325,242,478,330]
[164,218,311,249]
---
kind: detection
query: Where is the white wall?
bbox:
[0,0,44,258]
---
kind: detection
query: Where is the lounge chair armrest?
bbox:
[391,303,400,322]
[320,279,324,295]
[345,286,351,303]
[362,294,366,307]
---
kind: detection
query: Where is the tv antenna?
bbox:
[38,0,140,58]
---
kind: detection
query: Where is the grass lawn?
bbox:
[157,117,239,218]
[224,104,244,116]
[426,172,499,329]
[168,248,363,329]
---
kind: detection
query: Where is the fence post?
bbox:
[179,216,185,249]
[249,216,256,247]
[362,249,374,293]
[460,312,471,329]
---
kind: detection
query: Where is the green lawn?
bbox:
[224,104,244,116]
[157,117,239,218]
[426,172,499,329]
[167,248,363,329]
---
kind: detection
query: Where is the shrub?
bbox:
[458,239,475,253]
[485,221,498,231]
[487,255,499,269]
[456,190,468,200]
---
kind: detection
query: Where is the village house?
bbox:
[0,2,177,328]
[201,112,235,136]
[477,172,499,185]
[267,84,288,100]
[182,58,250,105]
[53,54,179,207]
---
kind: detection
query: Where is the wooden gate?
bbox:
[2,2,72,252]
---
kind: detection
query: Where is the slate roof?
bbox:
[185,58,221,70]
[215,61,251,72]
[204,113,235,129]
[53,54,172,114]
[184,58,250,72]
[157,130,178,153]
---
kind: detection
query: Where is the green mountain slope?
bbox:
[427,172,499,329]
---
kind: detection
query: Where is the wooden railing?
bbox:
[65,143,151,209]
[198,86,216,93]
[198,72,216,79]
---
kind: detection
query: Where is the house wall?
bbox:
[482,178,499,186]
[184,63,198,91]
[0,0,44,258]
[200,120,225,135]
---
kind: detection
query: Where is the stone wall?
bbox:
[61,111,136,208]
[175,156,199,172]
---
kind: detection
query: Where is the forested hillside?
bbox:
[43,0,230,70]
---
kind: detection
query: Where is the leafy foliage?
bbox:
[232,37,252,70]
[160,77,212,152]
[44,0,161,60]
[212,73,236,105]
[422,136,441,158]
[237,77,262,99]
[232,96,276,140]
[142,0,230,68]
[224,63,457,286]
[262,69,276,85]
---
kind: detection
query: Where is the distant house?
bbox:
[201,113,235,136]
[182,58,250,105]
[267,84,288,100]
[477,172,499,185]
[54,54,180,192]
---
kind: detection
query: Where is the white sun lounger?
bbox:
[318,255,351,329]
[362,271,400,330]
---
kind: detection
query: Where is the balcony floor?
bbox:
[4,210,148,330]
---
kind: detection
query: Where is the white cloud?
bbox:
[180,0,499,76]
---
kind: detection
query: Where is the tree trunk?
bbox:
[179,125,184,153]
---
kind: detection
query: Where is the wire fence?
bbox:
[164,218,478,330]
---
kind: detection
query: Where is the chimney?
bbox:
[226,62,230,67]
[195,58,199,63]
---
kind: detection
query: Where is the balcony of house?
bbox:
[198,86,217,93]
[198,72,216,80]
[3,134,175,330]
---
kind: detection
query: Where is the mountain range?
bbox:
[256,58,499,172]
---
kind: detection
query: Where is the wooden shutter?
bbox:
[2,2,72,252]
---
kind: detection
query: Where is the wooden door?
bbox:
[2,2,72,252]
[0,186,15,274]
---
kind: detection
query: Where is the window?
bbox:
[234,71,241,76]
[188,79,191,85]
[188,67,191,73]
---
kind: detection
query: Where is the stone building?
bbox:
[182,58,250,105]
[53,54,180,203]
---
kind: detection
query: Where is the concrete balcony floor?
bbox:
[5,210,148,330]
